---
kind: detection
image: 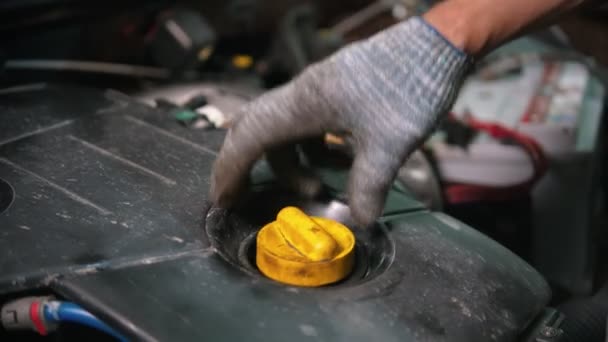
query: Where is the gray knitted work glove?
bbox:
[211,17,472,226]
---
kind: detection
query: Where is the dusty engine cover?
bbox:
[0,84,549,341]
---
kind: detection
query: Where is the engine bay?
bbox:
[1,1,607,341]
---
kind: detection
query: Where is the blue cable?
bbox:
[42,301,129,342]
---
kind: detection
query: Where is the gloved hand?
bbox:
[210,17,472,226]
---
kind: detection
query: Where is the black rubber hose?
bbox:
[558,287,608,342]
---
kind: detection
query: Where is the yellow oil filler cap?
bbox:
[256,206,355,287]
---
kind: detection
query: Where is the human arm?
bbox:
[210,0,587,226]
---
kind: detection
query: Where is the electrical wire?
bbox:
[42,301,129,342]
[4,59,171,79]
[331,0,398,36]
[443,114,548,204]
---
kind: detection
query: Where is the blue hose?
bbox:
[43,301,129,342]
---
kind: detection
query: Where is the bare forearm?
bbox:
[424,0,584,56]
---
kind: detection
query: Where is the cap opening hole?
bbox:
[206,187,394,288]
[0,178,14,215]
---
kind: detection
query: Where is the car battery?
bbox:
[428,37,606,295]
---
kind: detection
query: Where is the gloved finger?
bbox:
[210,82,326,208]
[266,145,323,198]
[347,142,407,227]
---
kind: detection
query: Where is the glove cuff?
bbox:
[376,16,474,93]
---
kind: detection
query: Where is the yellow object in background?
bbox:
[232,54,253,69]
[256,207,355,287]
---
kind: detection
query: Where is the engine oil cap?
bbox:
[256,206,355,287]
